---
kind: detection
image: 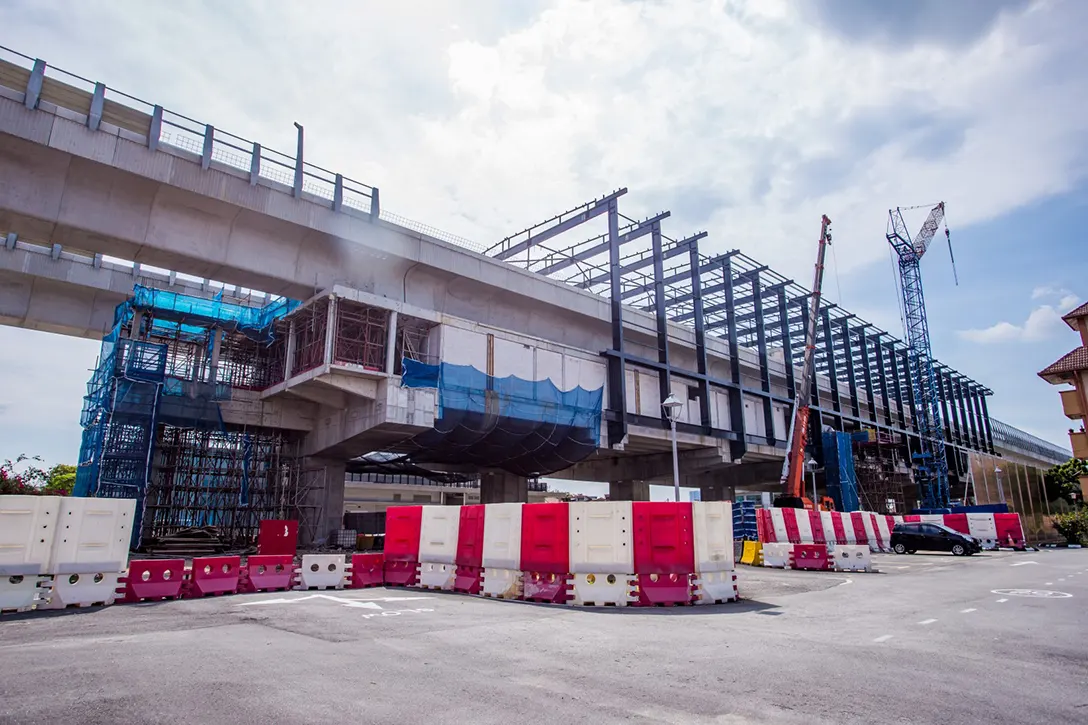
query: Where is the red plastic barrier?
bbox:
[385,506,423,562]
[943,513,970,535]
[903,515,922,523]
[830,511,847,545]
[456,505,486,568]
[241,554,296,592]
[758,508,777,543]
[792,544,829,571]
[119,559,186,603]
[850,512,869,545]
[781,508,801,544]
[383,560,419,587]
[258,519,298,556]
[633,502,695,574]
[868,514,886,550]
[521,502,569,574]
[809,511,827,544]
[186,556,241,597]
[453,565,483,594]
[522,572,570,603]
[994,513,1026,549]
[350,553,384,589]
[635,572,693,606]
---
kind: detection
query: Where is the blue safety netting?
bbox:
[822,431,859,513]
[124,284,300,344]
[401,359,603,477]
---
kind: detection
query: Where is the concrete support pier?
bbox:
[608,480,650,501]
[303,457,347,544]
[480,470,529,504]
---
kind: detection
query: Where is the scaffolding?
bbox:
[333,299,388,370]
[74,285,306,549]
[853,431,912,514]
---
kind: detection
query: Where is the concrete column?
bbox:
[479,470,529,504]
[699,480,728,502]
[608,480,650,501]
[301,456,347,546]
[208,327,222,384]
[323,295,338,367]
[130,311,144,340]
[386,310,398,374]
[284,320,297,380]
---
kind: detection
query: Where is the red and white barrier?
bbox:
[569,501,635,606]
[417,505,460,590]
[690,502,738,603]
[481,503,523,599]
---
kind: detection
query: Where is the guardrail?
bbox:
[0,44,490,255]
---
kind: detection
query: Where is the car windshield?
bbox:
[932,524,961,535]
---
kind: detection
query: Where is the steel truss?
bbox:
[490,191,995,470]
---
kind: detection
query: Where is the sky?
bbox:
[0,0,1085,482]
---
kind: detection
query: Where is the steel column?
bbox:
[841,319,860,419]
[651,222,672,426]
[900,349,919,434]
[886,342,906,429]
[777,289,796,402]
[858,327,877,424]
[748,270,776,444]
[936,366,955,444]
[606,198,628,447]
[980,394,995,454]
[821,309,842,420]
[722,256,747,459]
[689,241,712,430]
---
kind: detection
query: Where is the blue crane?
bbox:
[886,202,954,510]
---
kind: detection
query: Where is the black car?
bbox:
[890,522,982,556]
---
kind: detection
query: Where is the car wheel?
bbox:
[907,549,917,555]
[952,543,966,556]
[894,543,907,555]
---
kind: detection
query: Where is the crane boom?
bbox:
[777,215,832,509]
[887,202,951,510]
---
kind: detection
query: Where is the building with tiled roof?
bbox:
[1038,299,1088,485]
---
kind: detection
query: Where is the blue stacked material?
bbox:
[822,431,860,512]
[732,500,759,541]
[127,285,299,344]
[950,503,1010,514]
[400,359,604,477]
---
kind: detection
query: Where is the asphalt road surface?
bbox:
[2,549,1086,724]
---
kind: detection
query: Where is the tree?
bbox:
[45,464,77,496]
[0,456,72,496]
[1043,458,1088,506]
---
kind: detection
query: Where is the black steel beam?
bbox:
[539,211,672,277]
[841,319,860,419]
[689,240,712,430]
[887,343,906,429]
[491,188,627,260]
[821,308,842,419]
[577,227,702,289]
[980,393,995,454]
[777,287,796,402]
[935,364,955,444]
[858,327,878,423]
[620,250,737,301]
[605,197,627,447]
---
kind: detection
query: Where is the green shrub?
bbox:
[1052,509,1088,545]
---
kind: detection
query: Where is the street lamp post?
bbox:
[662,394,684,503]
[994,466,1006,504]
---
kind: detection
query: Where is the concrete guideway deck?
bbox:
[1,549,1084,724]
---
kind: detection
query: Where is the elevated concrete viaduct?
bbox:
[0,49,1030,543]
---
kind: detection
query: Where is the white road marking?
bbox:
[1046,582,1054,586]
[996,598,1009,603]
[918,618,938,625]
[895,566,911,570]
[960,608,977,613]
[1010,561,1038,567]
[237,594,433,608]
[873,635,893,643]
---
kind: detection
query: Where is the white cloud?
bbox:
[1059,294,1081,312]
[958,304,1069,344]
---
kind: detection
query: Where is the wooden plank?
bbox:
[102,98,151,137]
[41,75,93,115]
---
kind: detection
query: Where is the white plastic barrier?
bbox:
[569,572,634,606]
[0,496,59,612]
[820,511,839,544]
[481,568,522,599]
[920,514,945,527]
[768,507,790,543]
[0,495,60,576]
[418,505,460,565]
[418,562,457,590]
[839,512,857,544]
[692,501,733,572]
[831,544,872,572]
[762,542,793,568]
[40,497,135,609]
[859,513,880,552]
[967,514,998,549]
[296,554,346,589]
[794,509,813,544]
[693,570,738,604]
[481,503,522,570]
[569,501,633,574]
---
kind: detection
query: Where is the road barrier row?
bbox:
[755,508,1027,551]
